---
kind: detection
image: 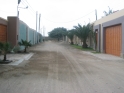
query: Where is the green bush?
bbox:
[12,46,20,53]
[18,39,32,53]
[0,42,11,61]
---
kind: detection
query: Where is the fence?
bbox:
[19,20,42,50]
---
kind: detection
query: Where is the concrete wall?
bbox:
[7,17,19,46]
[94,24,101,52]
[29,28,35,45]
[94,9,124,26]
[19,20,27,42]
[18,20,42,50]
[0,16,43,51]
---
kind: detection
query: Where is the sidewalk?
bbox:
[0,53,34,66]
[82,51,124,61]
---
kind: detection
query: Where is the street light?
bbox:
[17,0,28,18]
[17,6,28,17]
[18,6,28,9]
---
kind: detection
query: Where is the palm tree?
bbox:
[18,39,32,53]
[103,6,113,16]
[67,29,75,45]
[0,42,11,61]
[74,23,92,48]
[89,24,97,50]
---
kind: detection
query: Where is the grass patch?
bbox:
[92,51,101,54]
[71,44,94,51]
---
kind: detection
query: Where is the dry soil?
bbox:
[0,41,124,93]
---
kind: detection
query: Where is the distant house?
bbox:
[93,9,124,58]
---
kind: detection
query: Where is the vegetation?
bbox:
[0,42,11,61]
[48,27,67,41]
[67,29,75,45]
[18,39,32,53]
[48,23,94,49]
[12,46,20,53]
[92,51,101,54]
[74,23,92,48]
[103,6,113,16]
[72,44,93,51]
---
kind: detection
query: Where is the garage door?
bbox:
[0,25,7,42]
[105,25,122,56]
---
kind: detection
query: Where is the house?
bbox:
[94,9,124,58]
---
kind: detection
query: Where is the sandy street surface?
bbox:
[0,41,124,93]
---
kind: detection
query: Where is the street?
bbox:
[0,41,124,93]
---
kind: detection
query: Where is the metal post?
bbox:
[17,5,18,17]
[38,14,41,43]
[17,0,21,17]
[95,9,97,20]
[35,11,38,44]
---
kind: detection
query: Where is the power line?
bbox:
[20,0,36,17]
[22,0,36,13]
[42,10,95,23]
[21,0,35,13]
[25,0,36,12]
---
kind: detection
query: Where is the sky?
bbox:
[0,0,124,36]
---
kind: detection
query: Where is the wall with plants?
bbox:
[18,20,42,50]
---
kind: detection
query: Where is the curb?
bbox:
[8,53,34,66]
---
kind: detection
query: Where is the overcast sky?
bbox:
[0,0,124,36]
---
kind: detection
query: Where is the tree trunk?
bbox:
[24,47,27,53]
[70,41,73,45]
[70,39,73,45]
[3,54,6,61]
[82,38,88,48]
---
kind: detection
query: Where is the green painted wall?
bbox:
[18,20,42,51]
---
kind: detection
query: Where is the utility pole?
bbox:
[95,9,97,20]
[35,11,38,44]
[43,26,45,37]
[17,0,21,17]
[39,14,41,32]
[36,11,38,32]
[38,14,41,43]
[17,0,28,18]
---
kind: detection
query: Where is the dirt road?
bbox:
[0,41,124,93]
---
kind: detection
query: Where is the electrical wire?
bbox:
[23,0,36,12]
[19,0,36,17]
[22,0,36,13]
[42,10,95,23]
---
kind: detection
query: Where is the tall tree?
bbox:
[67,29,75,45]
[74,23,92,48]
[48,27,67,41]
